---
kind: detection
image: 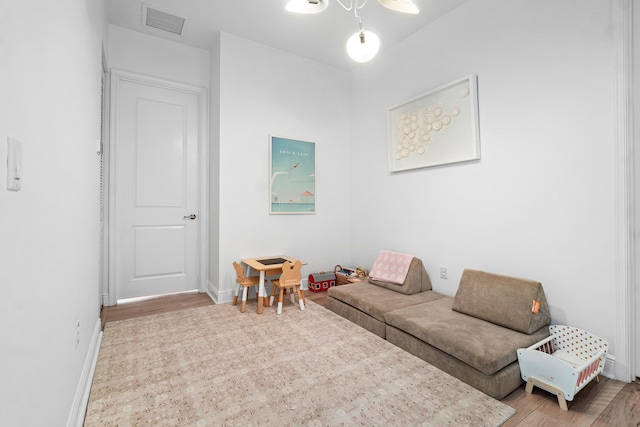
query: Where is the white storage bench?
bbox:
[517,325,608,410]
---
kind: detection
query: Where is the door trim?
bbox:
[100,47,110,308]
[613,0,635,382]
[106,69,209,306]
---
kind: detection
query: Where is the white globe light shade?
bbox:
[285,0,328,14]
[346,30,380,63]
[378,0,419,14]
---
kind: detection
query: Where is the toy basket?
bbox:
[517,325,608,410]
[334,265,356,285]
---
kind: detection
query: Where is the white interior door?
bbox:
[113,78,200,300]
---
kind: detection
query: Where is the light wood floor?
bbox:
[102,291,639,426]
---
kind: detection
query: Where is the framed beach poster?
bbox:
[387,74,480,172]
[269,135,316,214]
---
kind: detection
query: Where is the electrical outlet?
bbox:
[7,137,22,192]
[440,266,448,280]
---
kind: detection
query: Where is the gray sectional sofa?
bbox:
[326,259,551,399]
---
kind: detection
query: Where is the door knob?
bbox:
[183,214,197,220]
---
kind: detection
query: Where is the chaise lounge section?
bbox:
[327,255,552,399]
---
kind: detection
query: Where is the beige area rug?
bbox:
[85,300,515,426]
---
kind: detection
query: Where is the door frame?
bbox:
[105,69,209,306]
[614,0,636,382]
[99,47,110,308]
[633,0,640,379]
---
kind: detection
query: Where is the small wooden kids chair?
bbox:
[269,260,305,315]
[232,261,269,312]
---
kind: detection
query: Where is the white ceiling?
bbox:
[106,0,468,70]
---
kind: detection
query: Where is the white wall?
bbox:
[0,1,106,425]
[349,0,620,360]
[212,33,352,301]
[108,25,210,88]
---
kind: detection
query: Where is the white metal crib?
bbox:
[516,325,608,410]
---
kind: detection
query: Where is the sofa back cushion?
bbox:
[369,250,414,284]
[452,269,550,334]
[369,257,432,295]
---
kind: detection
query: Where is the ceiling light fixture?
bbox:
[346,23,380,63]
[377,0,419,14]
[285,0,328,14]
[285,0,419,63]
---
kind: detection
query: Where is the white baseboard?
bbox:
[603,354,616,380]
[67,319,103,427]
[210,280,235,304]
[209,280,305,304]
[207,281,219,303]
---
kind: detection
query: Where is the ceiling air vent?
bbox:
[142,4,186,35]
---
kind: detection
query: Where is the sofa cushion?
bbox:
[452,269,551,334]
[327,281,444,323]
[369,250,414,284]
[369,257,432,295]
[384,298,550,376]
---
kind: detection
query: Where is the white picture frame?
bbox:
[387,74,480,173]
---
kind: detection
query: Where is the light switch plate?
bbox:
[7,137,22,191]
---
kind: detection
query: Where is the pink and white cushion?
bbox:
[369,250,414,285]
